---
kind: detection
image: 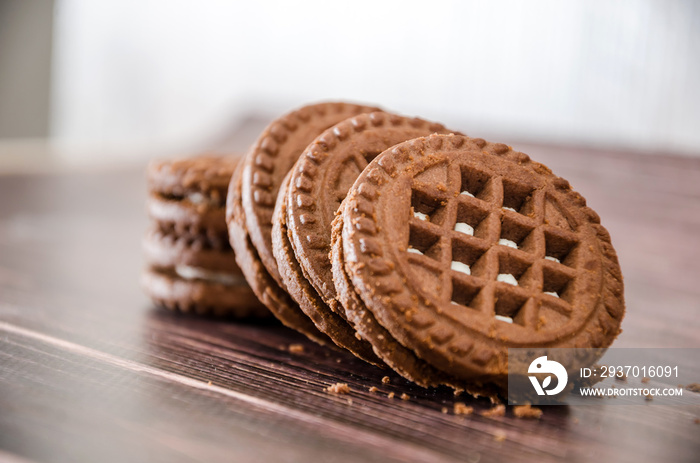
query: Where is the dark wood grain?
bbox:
[0,143,699,463]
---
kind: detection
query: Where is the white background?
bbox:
[50,0,700,160]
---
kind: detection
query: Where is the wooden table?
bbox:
[1,143,698,462]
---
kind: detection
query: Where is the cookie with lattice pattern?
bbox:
[331,214,500,400]
[333,134,625,389]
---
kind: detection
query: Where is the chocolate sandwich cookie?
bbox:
[227,165,329,342]
[274,112,455,364]
[147,155,234,248]
[333,134,625,391]
[272,172,381,364]
[143,155,268,318]
[226,102,379,342]
[142,263,265,318]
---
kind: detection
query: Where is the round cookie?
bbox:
[285,112,456,318]
[238,101,381,287]
[226,162,331,345]
[142,267,267,318]
[272,172,381,365]
[334,134,625,390]
[146,193,228,242]
[147,155,237,247]
[144,227,241,273]
[148,155,235,198]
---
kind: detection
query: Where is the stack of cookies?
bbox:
[142,155,268,318]
[144,102,626,396]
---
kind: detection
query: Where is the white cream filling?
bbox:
[460,190,475,197]
[545,255,560,263]
[413,211,429,221]
[454,222,474,236]
[407,247,423,255]
[451,261,471,275]
[494,315,514,324]
[185,192,221,206]
[175,265,243,286]
[502,206,517,212]
[187,192,206,204]
[544,291,559,298]
[498,238,518,249]
[497,273,518,286]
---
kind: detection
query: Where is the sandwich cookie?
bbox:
[273,172,381,363]
[147,155,232,249]
[332,134,625,392]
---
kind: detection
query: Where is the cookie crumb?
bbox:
[685,383,700,393]
[400,393,410,401]
[288,343,304,353]
[382,376,390,384]
[453,402,474,415]
[694,418,699,425]
[368,386,379,393]
[481,405,506,418]
[641,376,650,384]
[354,332,362,341]
[513,404,543,419]
[614,372,627,382]
[493,431,507,442]
[453,389,464,397]
[645,394,653,401]
[387,392,395,399]
[207,381,212,386]
[441,407,449,414]
[347,398,353,405]
[573,418,580,424]
[325,383,350,394]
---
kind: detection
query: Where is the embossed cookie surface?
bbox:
[272,173,381,364]
[336,134,625,386]
[239,102,381,286]
[226,163,330,343]
[331,209,498,397]
[285,112,455,316]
